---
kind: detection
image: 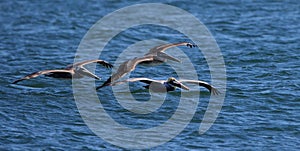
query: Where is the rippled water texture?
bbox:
[1,1,299,150]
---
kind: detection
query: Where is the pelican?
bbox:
[111,77,220,95]
[12,59,113,84]
[97,42,197,89]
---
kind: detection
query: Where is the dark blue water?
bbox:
[1,0,299,150]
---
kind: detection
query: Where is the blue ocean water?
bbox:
[1,0,299,150]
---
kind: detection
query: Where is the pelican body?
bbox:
[12,59,113,84]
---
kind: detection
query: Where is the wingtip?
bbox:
[107,64,113,68]
[186,43,198,48]
[96,83,109,90]
[212,88,221,95]
[12,79,21,84]
[96,77,112,90]
[96,84,105,90]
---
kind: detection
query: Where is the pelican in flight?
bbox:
[97,42,197,89]
[12,59,113,84]
[111,77,220,95]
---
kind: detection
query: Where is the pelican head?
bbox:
[166,77,189,90]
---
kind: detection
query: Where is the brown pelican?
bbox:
[12,59,113,84]
[97,42,197,89]
[111,77,220,95]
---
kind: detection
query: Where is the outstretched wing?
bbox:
[179,79,220,95]
[96,56,154,89]
[68,59,113,69]
[113,56,154,80]
[146,42,197,55]
[12,70,72,84]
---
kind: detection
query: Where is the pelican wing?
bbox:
[154,52,181,62]
[96,56,154,89]
[68,59,113,69]
[12,70,72,84]
[146,42,197,54]
[179,79,220,95]
[111,56,154,82]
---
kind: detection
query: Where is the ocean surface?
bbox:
[1,0,299,150]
